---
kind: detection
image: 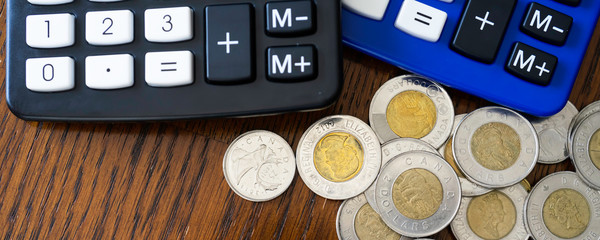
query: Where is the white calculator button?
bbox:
[144,7,193,43]
[342,0,390,21]
[26,13,75,48]
[85,54,134,90]
[27,0,73,5]
[145,51,194,87]
[26,57,75,92]
[395,0,447,42]
[86,10,134,46]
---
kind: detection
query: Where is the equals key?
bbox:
[145,51,194,87]
[395,0,448,42]
[160,62,178,72]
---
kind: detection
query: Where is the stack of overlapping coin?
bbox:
[568,100,600,190]
[221,75,600,240]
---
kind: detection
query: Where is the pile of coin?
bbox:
[222,74,600,239]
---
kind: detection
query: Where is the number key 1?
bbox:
[144,7,193,43]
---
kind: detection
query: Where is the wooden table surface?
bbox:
[2,2,600,239]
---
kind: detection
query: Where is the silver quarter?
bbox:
[439,114,492,197]
[524,171,600,240]
[451,183,530,240]
[527,101,578,164]
[375,151,461,237]
[369,75,454,148]
[570,111,600,190]
[336,194,402,240]
[365,138,440,213]
[453,106,539,188]
[223,130,296,202]
[296,115,381,200]
[568,100,600,148]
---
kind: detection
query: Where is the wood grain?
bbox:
[1,2,600,239]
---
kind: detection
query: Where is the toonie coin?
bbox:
[365,138,440,213]
[570,111,600,190]
[223,130,296,202]
[375,151,460,237]
[369,75,454,148]
[453,107,539,188]
[297,115,381,200]
[451,183,529,240]
[524,171,600,240]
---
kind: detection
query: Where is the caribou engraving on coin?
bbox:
[467,191,516,239]
[314,132,364,182]
[393,168,443,220]
[223,130,296,202]
[471,122,521,171]
[543,189,591,239]
[386,90,437,139]
[231,144,287,191]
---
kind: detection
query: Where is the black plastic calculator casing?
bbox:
[6,0,342,121]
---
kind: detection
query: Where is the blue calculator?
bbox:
[342,0,600,116]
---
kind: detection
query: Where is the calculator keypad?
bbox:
[86,10,134,46]
[506,42,557,86]
[520,3,572,46]
[85,54,134,90]
[26,57,75,92]
[10,0,341,120]
[144,7,194,43]
[26,13,75,48]
[394,0,447,43]
[27,0,73,5]
[205,4,254,84]
[145,51,194,87]
[265,1,315,36]
[341,0,390,21]
[267,46,316,81]
[451,0,516,64]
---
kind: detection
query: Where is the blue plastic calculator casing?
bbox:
[342,0,600,116]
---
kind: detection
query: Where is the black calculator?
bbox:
[6,0,341,121]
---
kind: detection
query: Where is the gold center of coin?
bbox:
[444,138,465,178]
[467,191,517,239]
[355,203,401,240]
[386,90,437,139]
[543,188,590,239]
[392,168,443,220]
[590,129,600,170]
[313,132,364,182]
[471,122,521,171]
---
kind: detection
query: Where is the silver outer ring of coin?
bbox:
[453,106,539,188]
[439,114,492,197]
[222,130,296,202]
[451,183,530,240]
[296,115,381,200]
[336,193,366,240]
[568,100,600,148]
[369,74,454,148]
[528,101,578,164]
[570,111,600,190]
[375,151,461,237]
[365,138,440,214]
[524,171,600,240]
